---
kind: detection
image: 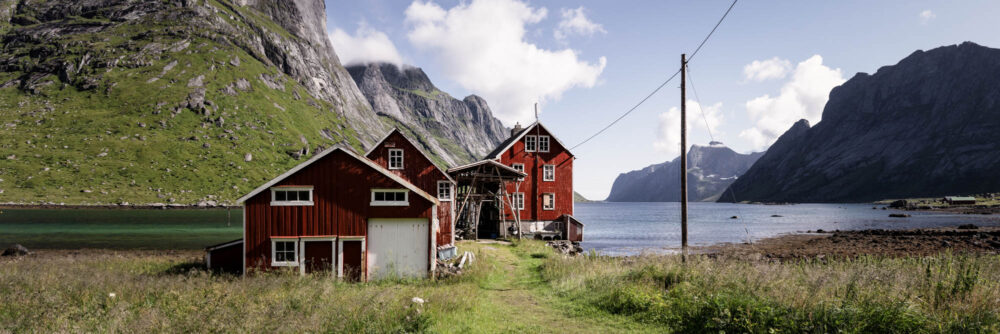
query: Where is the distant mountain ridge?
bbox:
[607,143,764,202]
[346,63,508,166]
[722,42,1000,203]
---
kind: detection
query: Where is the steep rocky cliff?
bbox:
[722,42,1000,203]
[347,63,507,166]
[0,0,497,205]
[607,143,764,202]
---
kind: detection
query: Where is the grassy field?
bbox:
[2,241,999,333]
[0,208,241,249]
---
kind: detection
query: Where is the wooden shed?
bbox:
[236,147,440,281]
[365,129,457,258]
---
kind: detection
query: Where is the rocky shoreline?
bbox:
[708,225,1000,261]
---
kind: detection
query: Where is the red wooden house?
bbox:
[232,146,441,280]
[455,122,584,241]
[365,129,458,259]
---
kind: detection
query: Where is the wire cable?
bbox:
[569,0,738,150]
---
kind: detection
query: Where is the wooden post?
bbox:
[680,54,689,262]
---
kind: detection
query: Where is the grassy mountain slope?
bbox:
[0,0,369,205]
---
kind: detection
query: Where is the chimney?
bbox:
[511,122,523,138]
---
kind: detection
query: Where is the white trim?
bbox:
[542,165,555,181]
[446,159,527,177]
[485,122,574,159]
[365,129,456,183]
[513,192,525,211]
[271,238,299,267]
[511,163,524,173]
[538,135,550,152]
[236,147,438,205]
[206,239,243,251]
[524,135,537,152]
[337,236,366,280]
[388,148,404,170]
[299,237,337,276]
[437,181,453,201]
[269,186,314,206]
[371,189,409,206]
[542,193,555,210]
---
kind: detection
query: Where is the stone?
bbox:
[244,153,252,162]
[2,244,30,257]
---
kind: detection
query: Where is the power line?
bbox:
[688,0,739,63]
[568,69,681,151]
[686,67,715,143]
[569,0,738,151]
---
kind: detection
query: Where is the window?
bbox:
[524,135,536,152]
[437,181,452,201]
[271,239,298,266]
[513,193,524,211]
[511,163,525,181]
[542,193,555,210]
[271,187,314,206]
[538,135,550,152]
[543,165,555,181]
[371,189,408,206]
[388,149,404,169]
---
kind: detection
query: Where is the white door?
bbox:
[367,218,429,279]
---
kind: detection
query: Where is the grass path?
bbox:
[430,242,658,333]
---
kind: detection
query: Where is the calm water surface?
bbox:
[575,202,1000,255]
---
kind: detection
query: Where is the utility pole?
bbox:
[680,54,689,262]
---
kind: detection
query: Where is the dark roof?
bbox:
[205,238,243,251]
[484,122,573,160]
[447,159,527,177]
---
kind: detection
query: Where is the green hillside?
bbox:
[0,1,365,205]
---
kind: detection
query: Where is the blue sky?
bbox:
[325,0,1000,200]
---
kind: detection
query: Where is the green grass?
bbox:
[0,208,241,249]
[4,240,997,332]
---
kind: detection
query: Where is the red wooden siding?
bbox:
[244,149,435,271]
[497,126,574,222]
[366,131,455,247]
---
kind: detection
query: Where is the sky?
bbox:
[325,0,1000,200]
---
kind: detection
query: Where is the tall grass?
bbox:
[536,248,1000,333]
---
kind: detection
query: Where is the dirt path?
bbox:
[437,243,652,333]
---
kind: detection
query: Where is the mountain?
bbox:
[722,42,1000,203]
[606,142,764,202]
[0,0,504,206]
[346,63,507,166]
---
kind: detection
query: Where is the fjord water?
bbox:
[576,202,1000,255]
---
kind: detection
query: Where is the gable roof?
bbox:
[236,146,438,205]
[446,159,527,177]
[484,122,573,160]
[364,128,456,183]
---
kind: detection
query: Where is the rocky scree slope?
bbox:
[722,42,1000,203]
[0,0,494,205]
[606,143,763,202]
[347,63,507,166]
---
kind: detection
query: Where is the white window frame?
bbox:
[370,189,409,206]
[437,181,453,201]
[538,135,550,152]
[388,148,404,170]
[271,238,299,267]
[270,187,314,206]
[542,193,555,210]
[511,163,525,181]
[524,135,536,152]
[513,192,524,211]
[543,165,555,181]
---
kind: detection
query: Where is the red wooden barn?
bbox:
[364,129,458,259]
[232,146,442,280]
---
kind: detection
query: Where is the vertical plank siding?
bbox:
[244,150,434,271]
[366,131,455,247]
[497,126,575,222]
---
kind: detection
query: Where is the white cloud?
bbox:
[739,55,845,150]
[743,57,792,81]
[919,10,936,24]
[554,7,606,41]
[405,0,607,125]
[329,24,405,67]
[654,100,723,157]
